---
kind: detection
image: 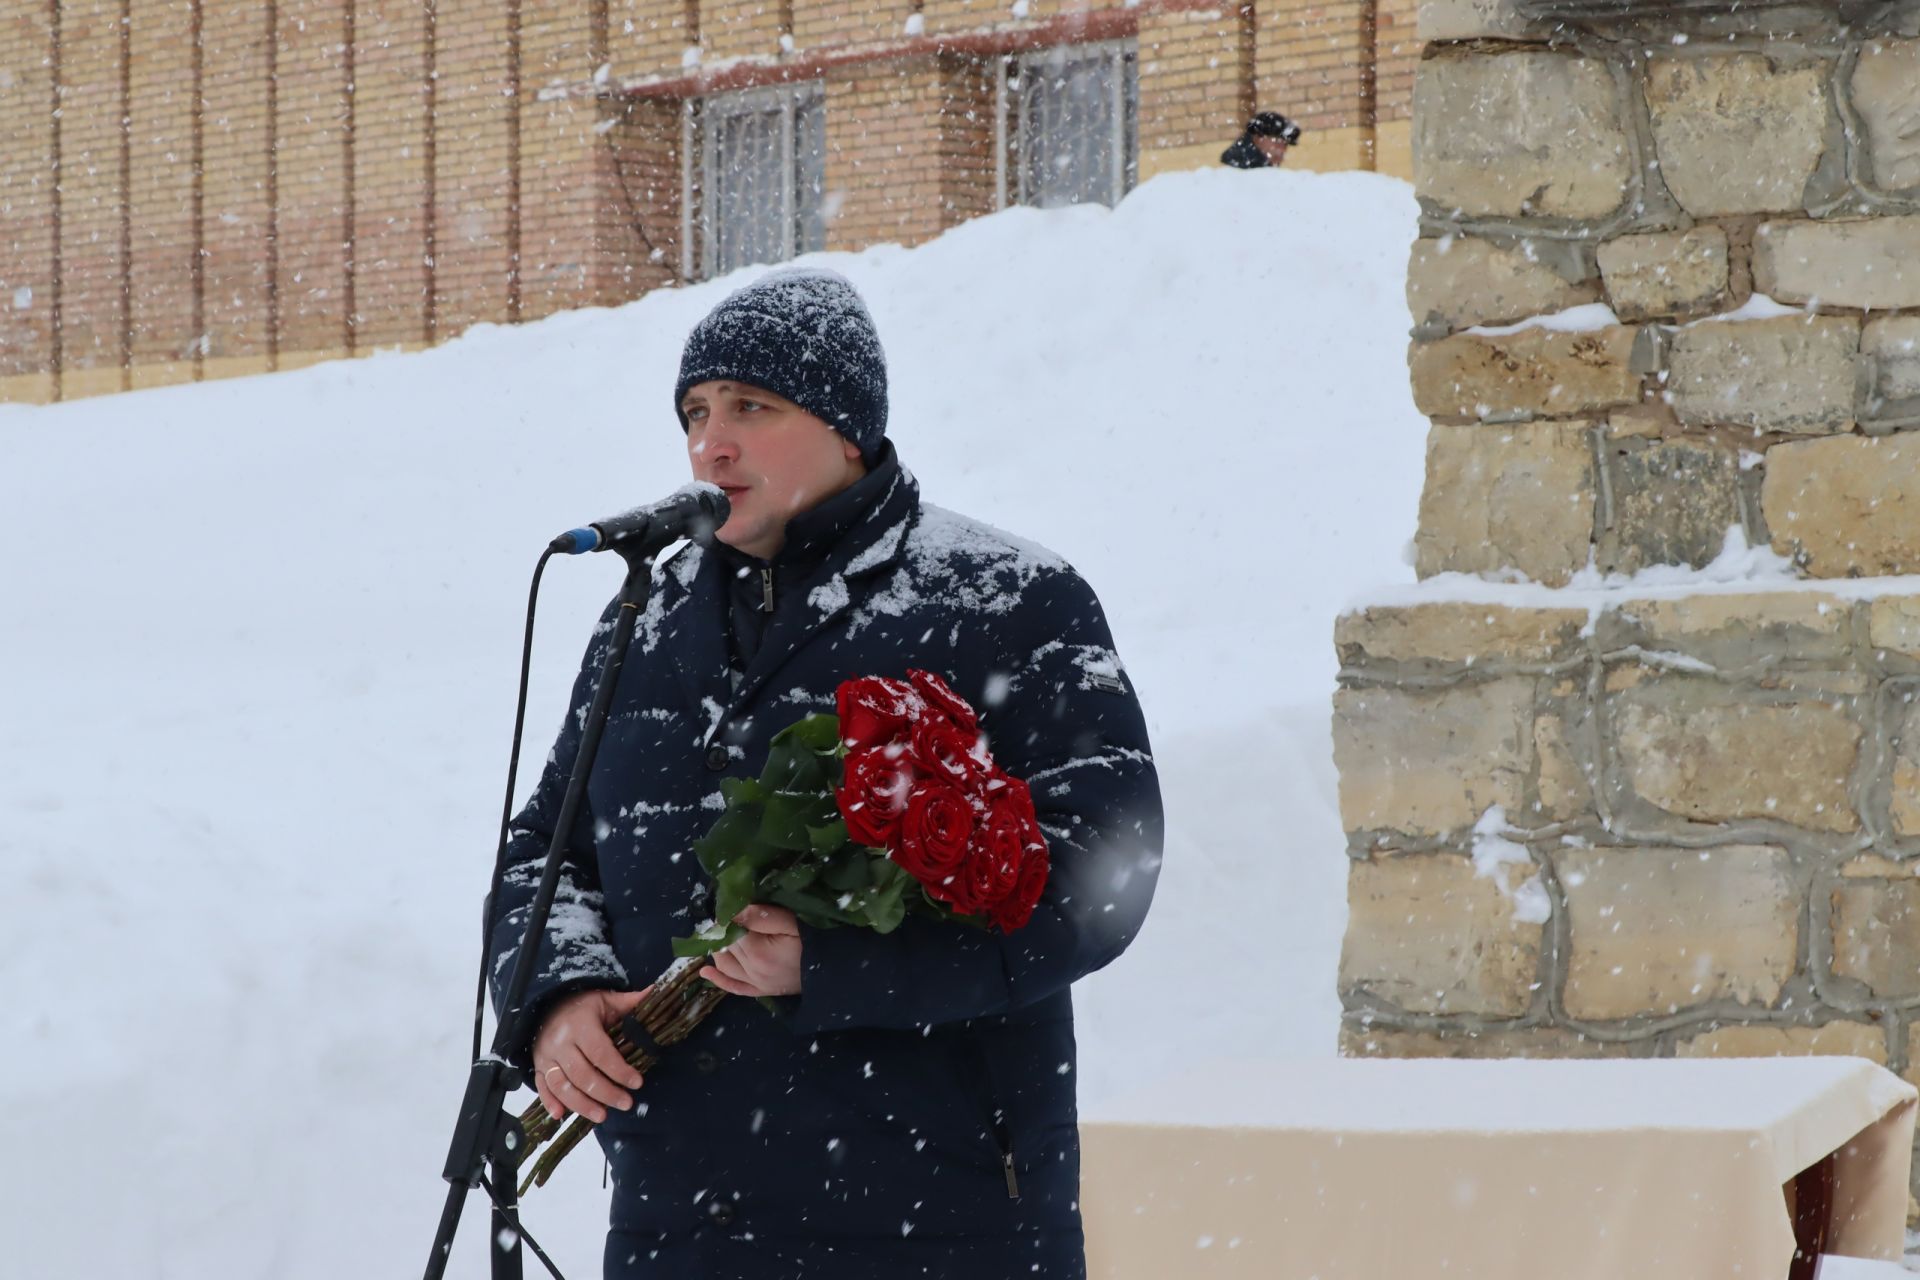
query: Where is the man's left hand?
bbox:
[700,904,803,998]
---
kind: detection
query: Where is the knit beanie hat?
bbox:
[673,267,889,465]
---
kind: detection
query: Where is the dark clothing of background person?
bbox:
[1223,110,1301,168]
[486,444,1165,1279]
[1221,134,1272,169]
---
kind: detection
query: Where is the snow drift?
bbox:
[0,165,1423,1277]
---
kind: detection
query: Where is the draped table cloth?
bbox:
[1081,1057,1916,1279]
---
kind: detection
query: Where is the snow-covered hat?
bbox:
[1247,112,1302,144]
[673,267,889,465]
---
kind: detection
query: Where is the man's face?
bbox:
[1254,135,1290,166]
[682,379,866,560]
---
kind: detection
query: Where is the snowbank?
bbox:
[0,164,1424,1276]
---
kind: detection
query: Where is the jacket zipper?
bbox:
[995,1120,1020,1199]
[760,566,774,613]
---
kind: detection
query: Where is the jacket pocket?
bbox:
[950,1030,1020,1199]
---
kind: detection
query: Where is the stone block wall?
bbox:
[1338,593,1916,1057]
[1403,2,1920,587]
[1345,0,1920,1213]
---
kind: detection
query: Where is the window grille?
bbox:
[1010,42,1138,210]
[695,83,827,279]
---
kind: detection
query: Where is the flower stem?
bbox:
[514,956,729,1194]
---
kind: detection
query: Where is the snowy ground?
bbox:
[0,166,1425,1277]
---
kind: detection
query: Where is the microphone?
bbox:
[549,483,732,555]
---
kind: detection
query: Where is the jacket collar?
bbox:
[651,455,922,733]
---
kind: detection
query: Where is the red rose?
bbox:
[838,745,916,848]
[993,774,1039,826]
[907,669,978,734]
[909,714,990,791]
[895,778,975,905]
[990,843,1049,934]
[837,675,918,751]
[961,806,1024,910]
[987,778,1049,932]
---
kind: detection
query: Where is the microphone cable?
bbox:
[474,547,556,1066]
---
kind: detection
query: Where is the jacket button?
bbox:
[694,1050,718,1074]
[707,1200,735,1227]
[704,744,730,771]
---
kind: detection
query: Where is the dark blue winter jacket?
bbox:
[488,449,1164,1279]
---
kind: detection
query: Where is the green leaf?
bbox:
[766,886,858,929]
[865,873,908,934]
[820,854,872,894]
[713,859,757,926]
[670,920,744,957]
[764,739,830,792]
[759,741,801,790]
[692,808,761,875]
[759,792,818,852]
[807,818,851,856]
[719,777,766,807]
[769,862,821,896]
[868,852,907,886]
[785,713,843,757]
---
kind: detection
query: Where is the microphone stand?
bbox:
[423,542,659,1280]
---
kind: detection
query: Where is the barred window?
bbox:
[696,84,827,279]
[1010,42,1138,210]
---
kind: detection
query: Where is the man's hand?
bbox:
[530,987,650,1123]
[700,905,802,998]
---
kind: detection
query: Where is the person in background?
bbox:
[1222,111,1302,169]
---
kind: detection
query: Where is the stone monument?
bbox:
[1337,0,1920,1214]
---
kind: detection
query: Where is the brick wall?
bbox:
[519,0,603,318]
[1377,0,1417,126]
[936,53,997,227]
[610,0,695,79]
[791,0,914,50]
[128,0,198,387]
[433,0,517,334]
[275,0,351,358]
[1,0,59,398]
[59,0,129,394]
[920,0,1009,37]
[352,0,432,349]
[2,0,1401,403]
[1138,6,1253,161]
[824,58,939,250]
[698,0,783,62]
[199,0,272,368]
[603,95,684,294]
[1257,0,1371,135]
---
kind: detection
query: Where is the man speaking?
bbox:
[489,267,1165,1279]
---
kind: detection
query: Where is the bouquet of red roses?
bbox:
[513,669,1050,1191]
[839,670,1052,928]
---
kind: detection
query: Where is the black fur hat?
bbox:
[1247,112,1302,145]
